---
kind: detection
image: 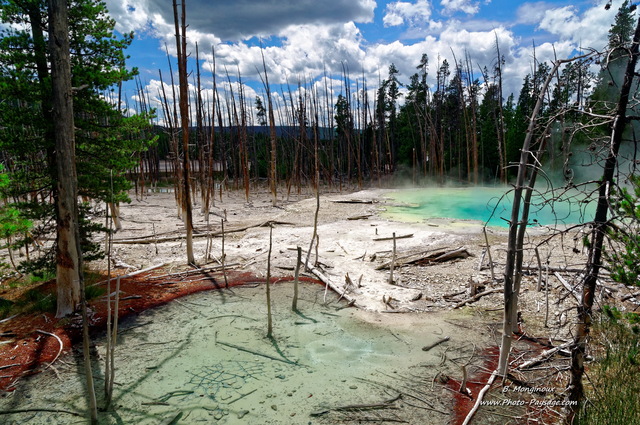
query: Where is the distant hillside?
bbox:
[154,125,337,140]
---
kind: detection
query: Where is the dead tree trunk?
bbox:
[566,16,640,421]
[173,0,195,265]
[259,45,278,206]
[497,56,580,377]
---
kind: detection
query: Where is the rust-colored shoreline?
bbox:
[0,269,320,392]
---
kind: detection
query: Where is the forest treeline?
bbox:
[144,48,595,194]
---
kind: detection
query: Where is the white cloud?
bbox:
[383,0,433,27]
[440,0,481,15]
[113,0,628,124]
[515,2,552,25]
[537,0,620,50]
[105,0,375,41]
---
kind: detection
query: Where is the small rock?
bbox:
[349,385,357,390]
[271,404,278,411]
[238,410,249,419]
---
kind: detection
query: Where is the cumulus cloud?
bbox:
[515,2,552,25]
[110,0,375,41]
[106,0,625,123]
[383,0,433,27]
[537,1,619,50]
[440,0,481,15]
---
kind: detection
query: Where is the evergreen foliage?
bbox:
[0,0,156,274]
[605,175,640,286]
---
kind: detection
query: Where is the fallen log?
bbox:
[517,341,573,370]
[554,272,580,302]
[422,336,450,352]
[331,199,377,204]
[622,291,640,301]
[452,288,502,309]
[90,263,167,287]
[111,220,293,244]
[347,214,374,220]
[306,263,362,308]
[373,233,413,242]
[216,340,298,365]
[145,263,241,281]
[310,394,401,417]
[376,247,471,270]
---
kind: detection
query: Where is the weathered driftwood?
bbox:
[376,247,472,270]
[347,214,374,220]
[91,263,167,286]
[0,408,83,417]
[554,272,580,302]
[373,233,413,242]
[452,288,502,309]
[622,291,640,301]
[516,341,573,370]
[306,263,362,308]
[145,263,241,281]
[461,370,498,425]
[216,339,297,365]
[111,220,293,244]
[422,336,450,352]
[310,394,401,417]
[331,199,377,204]
[35,329,63,372]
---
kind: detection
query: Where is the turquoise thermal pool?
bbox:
[385,186,595,227]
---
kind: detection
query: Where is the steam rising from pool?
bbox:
[385,186,595,227]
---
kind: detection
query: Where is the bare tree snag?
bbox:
[567,16,640,420]
[292,246,301,311]
[266,225,274,338]
[497,52,592,378]
[172,0,195,265]
[388,232,396,284]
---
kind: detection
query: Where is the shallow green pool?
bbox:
[385,186,595,227]
[1,283,468,424]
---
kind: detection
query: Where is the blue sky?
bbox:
[103,0,627,124]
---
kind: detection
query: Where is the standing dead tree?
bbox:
[566,15,640,421]
[259,44,278,206]
[496,52,595,379]
[172,0,195,265]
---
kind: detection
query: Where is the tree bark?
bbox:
[567,16,640,422]
[48,1,98,422]
[49,0,80,318]
[172,0,195,265]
